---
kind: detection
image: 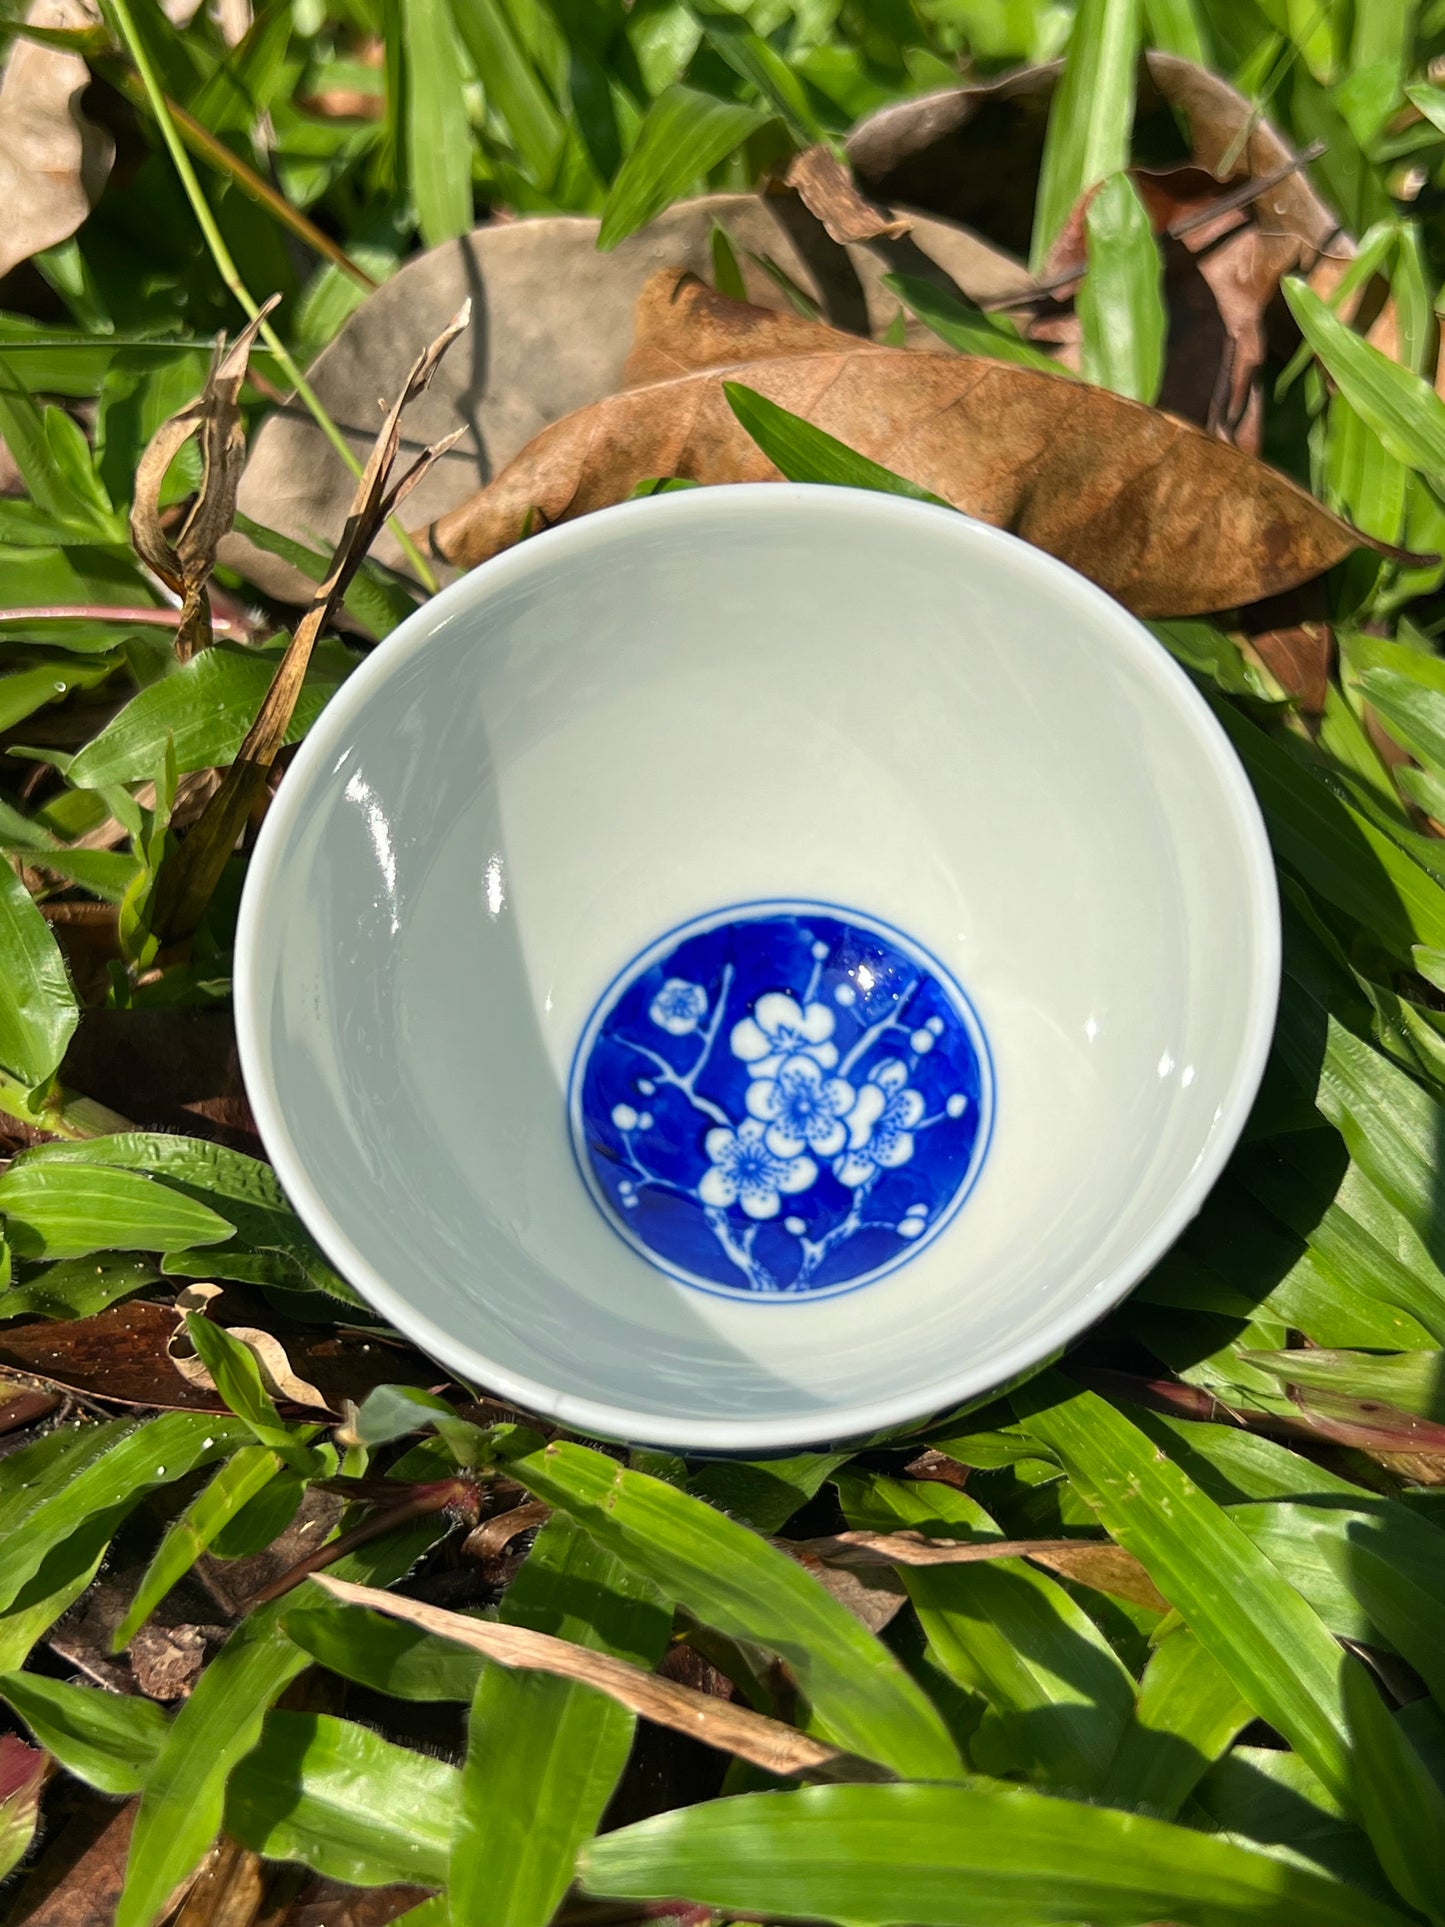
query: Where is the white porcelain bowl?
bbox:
[235,484,1279,1454]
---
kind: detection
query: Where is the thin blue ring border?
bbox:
[565,896,998,1304]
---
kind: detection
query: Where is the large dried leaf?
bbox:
[427,283,1403,617]
[0,2,114,282]
[848,54,1344,453]
[846,53,1342,266]
[230,193,1034,599]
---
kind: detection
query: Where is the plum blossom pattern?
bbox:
[699,1119,817,1219]
[650,978,708,1036]
[731,992,839,1076]
[834,1059,924,1187]
[747,1054,855,1159]
[570,904,992,1300]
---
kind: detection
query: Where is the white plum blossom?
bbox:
[731,991,838,1077]
[745,1054,856,1159]
[650,978,708,1035]
[612,1104,639,1132]
[834,1058,925,1188]
[699,1118,817,1220]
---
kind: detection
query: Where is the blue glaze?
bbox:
[568,902,993,1300]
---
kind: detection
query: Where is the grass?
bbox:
[3,0,1445,1922]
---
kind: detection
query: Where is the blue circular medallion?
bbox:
[568,902,994,1301]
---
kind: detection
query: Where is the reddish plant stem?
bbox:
[0,606,244,636]
[245,1477,481,1608]
[1068,1365,1445,1455]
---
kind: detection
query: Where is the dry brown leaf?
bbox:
[805,1560,909,1634]
[848,53,1341,266]
[1042,161,1316,449]
[131,298,279,661]
[784,1529,1168,1613]
[151,306,470,945]
[312,1573,893,1784]
[230,193,1034,600]
[622,268,863,386]
[426,313,1408,617]
[461,1499,551,1560]
[848,53,1346,447]
[783,144,911,244]
[1246,621,1333,712]
[0,1,114,282]
[169,1284,332,1412]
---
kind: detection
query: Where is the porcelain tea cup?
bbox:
[235,483,1279,1453]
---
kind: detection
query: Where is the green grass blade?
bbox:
[883,272,1064,372]
[0,1412,250,1614]
[598,85,769,250]
[0,1521,112,1676]
[1031,0,1141,270]
[0,1161,233,1262]
[226,1711,457,1888]
[27,1133,357,1303]
[0,858,78,1089]
[1214,700,1445,956]
[837,1472,1135,1795]
[282,1593,486,1700]
[579,1780,1417,1926]
[399,0,474,246]
[1078,172,1167,404]
[1323,1527,1445,1706]
[1100,1626,1253,1817]
[688,1451,851,1533]
[183,1315,315,1466]
[1275,978,1445,1279]
[1193,1746,1389,1897]
[113,1447,285,1651]
[452,1515,672,1927]
[117,1520,449,1927]
[505,1438,962,1779]
[693,6,826,142]
[1141,0,1208,61]
[1342,1662,1445,1922]
[724,382,951,504]
[1284,276,1445,497]
[1240,1347,1445,1420]
[1012,1376,1357,1810]
[1360,669,1445,772]
[0,356,110,532]
[1,1673,167,1796]
[1242,1142,1445,1346]
[233,513,420,639]
[448,0,566,183]
[66,643,354,790]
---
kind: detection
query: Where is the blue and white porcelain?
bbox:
[570,902,993,1299]
[234,484,1280,1454]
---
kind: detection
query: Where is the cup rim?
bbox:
[234,482,1282,1452]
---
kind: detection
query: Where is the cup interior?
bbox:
[235,484,1279,1451]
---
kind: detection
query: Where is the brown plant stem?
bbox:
[245,1476,481,1608]
[0,606,244,636]
[97,59,378,293]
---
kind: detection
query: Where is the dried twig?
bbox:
[130,298,278,662]
[147,305,471,946]
[312,1573,895,1784]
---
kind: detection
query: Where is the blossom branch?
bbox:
[838,978,921,1078]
